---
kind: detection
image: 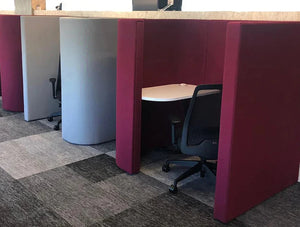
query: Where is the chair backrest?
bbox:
[180,84,222,160]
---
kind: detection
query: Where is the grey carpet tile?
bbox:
[140,148,182,166]
[180,165,216,208]
[0,168,71,227]
[20,166,131,227]
[67,154,124,183]
[91,140,116,153]
[0,98,21,117]
[39,117,61,130]
[0,113,52,143]
[96,172,168,207]
[140,155,202,188]
[0,131,103,179]
[237,183,300,227]
[106,150,116,158]
[95,192,246,227]
[0,108,19,117]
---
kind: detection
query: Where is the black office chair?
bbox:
[162,84,222,193]
[47,58,61,131]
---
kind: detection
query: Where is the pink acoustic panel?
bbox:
[142,20,208,87]
[215,22,300,222]
[116,19,144,174]
[204,20,228,84]
[0,15,23,111]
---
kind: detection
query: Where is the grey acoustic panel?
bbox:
[60,18,117,145]
[21,16,61,121]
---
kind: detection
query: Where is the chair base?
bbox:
[47,111,61,130]
[162,159,217,194]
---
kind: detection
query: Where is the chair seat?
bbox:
[188,127,219,145]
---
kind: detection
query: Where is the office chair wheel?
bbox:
[162,164,170,172]
[54,125,60,130]
[169,184,178,194]
[47,117,53,122]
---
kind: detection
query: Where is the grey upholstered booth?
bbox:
[21,16,61,121]
[60,18,117,145]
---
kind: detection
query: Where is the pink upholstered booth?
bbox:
[116,19,300,223]
[0,15,23,111]
[116,19,227,175]
[214,22,300,222]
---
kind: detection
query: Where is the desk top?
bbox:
[142,83,220,102]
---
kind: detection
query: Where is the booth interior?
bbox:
[116,19,300,223]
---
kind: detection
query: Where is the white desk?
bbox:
[142,83,220,102]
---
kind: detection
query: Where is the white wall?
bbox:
[0,0,15,10]
[182,0,300,11]
[46,0,132,11]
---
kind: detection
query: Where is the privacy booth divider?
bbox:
[0,15,24,112]
[214,21,300,223]
[60,18,118,145]
[116,19,300,223]
[21,16,61,121]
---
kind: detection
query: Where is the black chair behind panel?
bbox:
[162,84,222,193]
[47,57,61,130]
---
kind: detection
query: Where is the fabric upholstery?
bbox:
[0,15,23,111]
[214,22,300,223]
[116,19,144,174]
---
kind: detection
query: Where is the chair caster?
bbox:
[54,125,60,130]
[47,117,53,122]
[169,184,178,194]
[162,164,170,172]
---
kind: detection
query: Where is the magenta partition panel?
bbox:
[116,19,144,174]
[214,22,300,222]
[204,20,227,84]
[0,15,23,111]
[116,19,228,174]
[142,20,207,87]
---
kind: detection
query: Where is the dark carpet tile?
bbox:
[237,183,300,227]
[0,114,52,142]
[96,172,168,206]
[19,166,131,226]
[91,140,116,153]
[95,192,246,227]
[0,168,71,227]
[67,154,125,183]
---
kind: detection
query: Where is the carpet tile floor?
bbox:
[0,100,299,226]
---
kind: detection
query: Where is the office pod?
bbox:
[0,15,23,112]
[116,19,300,223]
[60,18,117,145]
[116,19,227,174]
[21,16,61,121]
